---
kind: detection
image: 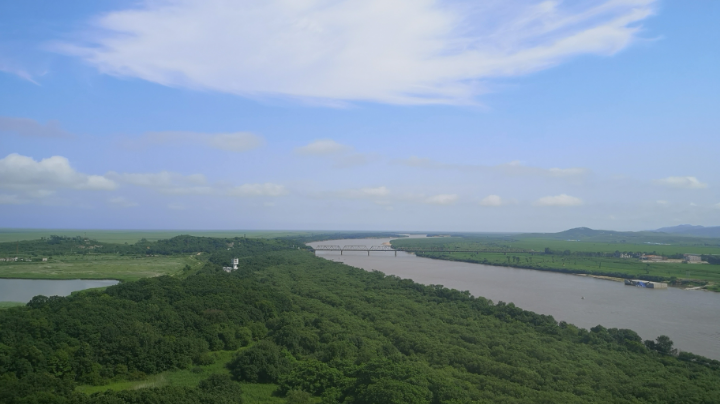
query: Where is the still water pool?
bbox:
[0,278,119,303]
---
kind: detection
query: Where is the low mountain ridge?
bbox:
[653,224,720,238]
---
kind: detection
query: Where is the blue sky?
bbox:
[1,0,718,232]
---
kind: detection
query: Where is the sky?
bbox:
[1,0,719,232]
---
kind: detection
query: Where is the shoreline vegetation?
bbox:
[390,229,720,293]
[1,234,719,403]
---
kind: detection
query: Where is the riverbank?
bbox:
[308,236,720,360]
[389,237,720,293]
[413,252,720,293]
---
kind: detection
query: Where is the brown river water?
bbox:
[308,236,720,360]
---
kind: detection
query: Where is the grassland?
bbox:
[76,348,313,403]
[0,255,203,281]
[391,236,720,289]
[0,229,315,244]
[0,301,25,309]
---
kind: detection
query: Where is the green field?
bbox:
[391,236,720,289]
[76,348,305,403]
[0,301,25,309]
[0,255,203,281]
[0,229,315,244]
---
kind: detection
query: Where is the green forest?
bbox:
[1,236,720,403]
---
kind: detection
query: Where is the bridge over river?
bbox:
[313,245,534,256]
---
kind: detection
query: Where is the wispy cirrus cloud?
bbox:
[228,183,288,197]
[338,186,390,199]
[479,194,516,207]
[0,117,72,138]
[295,139,351,155]
[655,176,708,189]
[296,139,372,168]
[59,0,656,105]
[124,131,264,152]
[0,194,24,205]
[425,194,458,205]
[398,156,588,179]
[0,62,39,85]
[109,170,289,198]
[534,194,584,207]
[106,171,212,195]
[108,196,138,208]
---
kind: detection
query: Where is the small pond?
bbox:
[0,279,120,303]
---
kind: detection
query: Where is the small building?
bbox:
[42,257,48,262]
[223,258,240,273]
[684,254,701,263]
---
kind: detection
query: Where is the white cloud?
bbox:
[168,203,186,210]
[715,203,720,209]
[425,194,458,205]
[108,197,138,208]
[229,183,288,197]
[62,0,656,105]
[128,131,263,152]
[296,139,351,155]
[655,176,708,189]
[656,200,670,206]
[547,167,589,177]
[534,194,583,207]
[0,62,39,85]
[107,171,211,194]
[296,139,372,168]
[400,156,436,168]
[398,156,588,179]
[0,117,72,138]
[479,194,511,207]
[340,186,390,199]
[0,194,24,205]
[205,133,264,152]
[0,154,117,197]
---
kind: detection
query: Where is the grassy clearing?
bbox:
[0,229,314,244]
[0,301,24,309]
[0,255,203,281]
[512,238,720,256]
[76,349,296,403]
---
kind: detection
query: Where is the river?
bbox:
[308,236,720,360]
[0,279,120,303]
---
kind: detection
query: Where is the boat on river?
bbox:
[624,279,668,289]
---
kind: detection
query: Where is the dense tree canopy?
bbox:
[1,236,719,403]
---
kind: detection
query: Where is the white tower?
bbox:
[232,258,239,270]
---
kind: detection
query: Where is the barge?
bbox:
[624,279,668,289]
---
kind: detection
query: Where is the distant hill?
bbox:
[517,227,720,245]
[652,225,720,238]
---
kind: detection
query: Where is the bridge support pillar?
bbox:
[395,251,397,257]
[368,251,370,256]
[340,250,343,255]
